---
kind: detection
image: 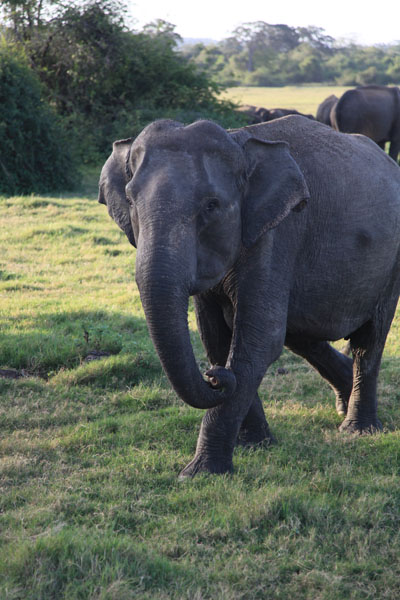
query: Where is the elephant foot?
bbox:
[236,423,276,448]
[339,417,382,435]
[335,394,349,417]
[178,454,233,480]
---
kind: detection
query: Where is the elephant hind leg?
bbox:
[339,320,384,434]
[285,334,353,416]
[340,285,400,434]
[236,393,276,447]
[339,322,389,434]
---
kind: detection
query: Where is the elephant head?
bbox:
[99,119,309,409]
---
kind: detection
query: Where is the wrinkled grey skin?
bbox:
[99,116,400,478]
[238,105,314,124]
[316,94,338,126]
[331,85,400,162]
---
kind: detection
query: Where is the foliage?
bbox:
[0,40,78,195]
[2,3,400,188]
[0,0,61,35]
[1,1,240,166]
[1,181,400,599]
[33,4,219,112]
[182,22,400,87]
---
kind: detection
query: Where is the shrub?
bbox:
[0,41,78,195]
[29,4,241,163]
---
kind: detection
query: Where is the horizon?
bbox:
[128,0,400,47]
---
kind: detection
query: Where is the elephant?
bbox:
[331,85,400,162]
[237,105,314,124]
[264,108,315,121]
[99,116,400,478]
[316,94,338,126]
[236,104,272,124]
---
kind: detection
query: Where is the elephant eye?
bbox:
[205,199,219,213]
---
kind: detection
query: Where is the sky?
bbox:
[127,0,400,46]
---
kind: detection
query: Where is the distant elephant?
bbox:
[316,94,338,126]
[331,85,400,162]
[264,108,315,121]
[236,104,269,124]
[237,105,314,124]
[99,116,400,478]
[254,106,271,121]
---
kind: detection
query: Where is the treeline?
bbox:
[0,0,241,194]
[2,3,400,195]
[182,22,400,86]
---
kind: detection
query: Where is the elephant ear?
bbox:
[239,136,310,248]
[98,138,136,247]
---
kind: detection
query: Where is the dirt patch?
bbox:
[0,368,27,379]
[83,351,111,362]
[0,351,112,381]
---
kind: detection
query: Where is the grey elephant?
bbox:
[99,116,400,478]
[264,108,315,121]
[237,105,314,124]
[316,94,338,126]
[236,105,271,124]
[331,85,400,162]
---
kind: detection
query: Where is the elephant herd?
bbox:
[237,104,315,124]
[240,85,400,163]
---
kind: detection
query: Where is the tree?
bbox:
[229,22,299,72]
[0,0,60,39]
[142,18,182,48]
[296,26,334,52]
[2,1,238,161]
[0,41,77,194]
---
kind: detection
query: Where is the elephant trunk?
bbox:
[136,249,236,410]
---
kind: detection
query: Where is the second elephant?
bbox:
[316,94,338,126]
[331,85,400,162]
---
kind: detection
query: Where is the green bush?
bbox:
[28,3,242,163]
[1,2,243,167]
[0,41,78,195]
[85,104,247,161]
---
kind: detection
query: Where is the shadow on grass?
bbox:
[51,351,162,388]
[0,308,162,388]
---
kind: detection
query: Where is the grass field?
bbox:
[1,112,400,598]
[221,85,352,117]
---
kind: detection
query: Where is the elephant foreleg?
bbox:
[285,334,353,416]
[179,293,274,478]
[194,293,274,446]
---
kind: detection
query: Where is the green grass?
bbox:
[221,85,352,117]
[1,162,400,599]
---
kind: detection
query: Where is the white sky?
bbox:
[127,0,400,46]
